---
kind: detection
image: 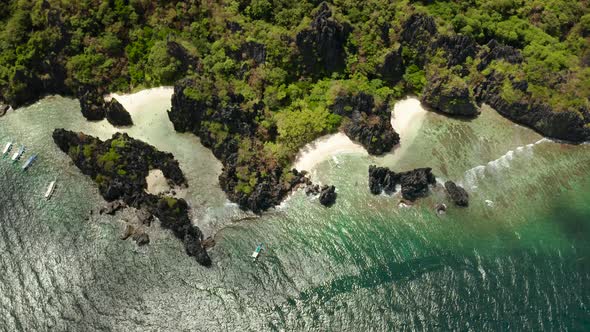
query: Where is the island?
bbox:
[1,1,588,214]
[52,129,211,266]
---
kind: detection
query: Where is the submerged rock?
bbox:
[120,224,135,240]
[136,208,153,226]
[132,232,150,246]
[0,104,9,117]
[100,200,126,215]
[435,203,448,214]
[444,181,469,207]
[106,98,133,127]
[319,185,337,207]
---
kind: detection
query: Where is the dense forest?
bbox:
[1,0,589,211]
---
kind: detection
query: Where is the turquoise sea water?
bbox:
[0,96,589,331]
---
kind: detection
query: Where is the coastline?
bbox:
[105,87,174,114]
[293,97,428,172]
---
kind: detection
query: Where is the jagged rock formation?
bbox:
[369,165,436,201]
[306,183,338,207]
[378,47,405,85]
[477,40,524,71]
[169,79,309,213]
[77,88,133,126]
[52,129,211,266]
[296,2,351,76]
[444,181,469,207]
[475,71,590,141]
[433,35,478,67]
[401,13,438,66]
[331,92,400,155]
[78,88,106,121]
[106,98,133,127]
[421,72,480,117]
[319,185,337,207]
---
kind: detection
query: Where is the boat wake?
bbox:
[462,138,549,189]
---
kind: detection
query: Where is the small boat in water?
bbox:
[252,243,264,261]
[11,146,25,161]
[22,154,37,171]
[2,142,12,156]
[45,179,56,200]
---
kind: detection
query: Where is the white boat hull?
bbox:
[2,143,11,155]
[45,181,56,199]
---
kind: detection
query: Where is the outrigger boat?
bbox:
[252,243,264,261]
[11,146,25,161]
[45,179,56,200]
[2,142,12,156]
[22,154,37,171]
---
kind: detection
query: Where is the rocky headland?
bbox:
[52,129,210,266]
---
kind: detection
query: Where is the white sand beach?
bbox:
[293,97,428,171]
[390,97,428,146]
[293,132,367,171]
[145,169,170,195]
[106,86,174,115]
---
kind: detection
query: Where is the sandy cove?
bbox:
[293,97,428,171]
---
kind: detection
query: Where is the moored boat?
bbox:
[22,154,37,171]
[11,146,25,161]
[2,142,12,156]
[251,243,264,261]
[45,179,56,200]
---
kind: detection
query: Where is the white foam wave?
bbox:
[462,138,548,189]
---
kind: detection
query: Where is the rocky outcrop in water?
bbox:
[105,98,133,127]
[296,2,351,76]
[52,129,211,266]
[305,183,338,207]
[421,72,479,117]
[331,92,400,155]
[369,165,436,201]
[77,88,133,126]
[319,185,337,207]
[78,88,106,121]
[444,181,469,207]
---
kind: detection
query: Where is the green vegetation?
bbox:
[3,0,590,209]
[0,0,586,111]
